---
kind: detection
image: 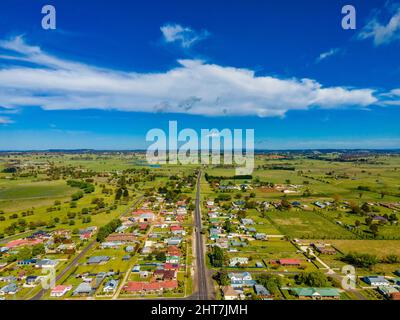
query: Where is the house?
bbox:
[18,259,37,266]
[122,280,178,294]
[73,282,92,296]
[313,201,326,209]
[229,257,249,267]
[362,276,391,287]
[35,259,58,268]
[56,243,76,253]
[138,212,155,223]
[278,259,301,266]
[222,285,242,300]
[132,265,141,272]
[166,255,180,264]
[228,272,256,288]
[166,237,182,246]
[50,285,72,297]
[5,238,43,249]
[106,233,136,242]
[125,245,135,253]
[290,287,340,300]
[153,269,177,281]
[167,246,181,256]
[100,241,123,249]
[25,275,38,286]
[240,218,254,225]
[377,285,399,298]
[0,276,16,283]
[103,279,119,293]
[254,284,272,299]
[0,283,18,295]
[87,256,110,265]
[164,263,179,270]
[254,233,267,240]
[390,292,400,300]
[312,243,336,255]
[170,225,186,235]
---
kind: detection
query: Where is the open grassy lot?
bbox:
[328,240,400,258]
[267,211,357,239]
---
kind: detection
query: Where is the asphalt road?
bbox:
[194,170,209,300]
[31,239,96,300]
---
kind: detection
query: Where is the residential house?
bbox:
[106,233,136,243]
[278,259,301,266]
[153,269,177,281]
[254,284,273,300]
[87,256,110,265]
[291,287,340,300]
[222,285,242,300]
[378,286,399,299]
[25,275,39,286]
[362,276,391,287]
[103,279,119,293]
[0,283,18,295]
[35,259,58,268]
[229,257,249,267]
[228,272,256,288]
[50,285,72,297]
[73,282,93,296]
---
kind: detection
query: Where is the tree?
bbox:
[71,191,84,201]
[342,252,378,269]
[32,244,45,256]
[115,188,123,201]
[369,224,379,237]
[361,203,370,213]
[365,217,372,226]
[209,246,225,267]
[17,247,32,260]
[213,269,229,286]
[384,254,399,264]
[224,220,234,233]
[123,188,129,198]
[155,251,166,262]
[295,271,329,287]
[256,274,282,294]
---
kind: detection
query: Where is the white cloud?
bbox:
[0,116,13,124]
[160,23,208,48]
[0,36,378,117]
[358,8,400,45]
[316,48,340,62]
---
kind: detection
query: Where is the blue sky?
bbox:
[0,0,399,150]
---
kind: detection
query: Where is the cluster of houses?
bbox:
[59,195,189,299]
[362,275,400,300]
[220,272,272,300]
[0,228,99,297]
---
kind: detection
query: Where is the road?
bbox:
[193,170,209,300]
[31,239,97,300]
[30,196,143,300]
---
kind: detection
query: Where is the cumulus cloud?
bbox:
[160,23,209,48]
[380,88,400,105]
[0,36,378,117]
[358,7,400,45]
[0,116,13,124]
[316,48,341,63]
